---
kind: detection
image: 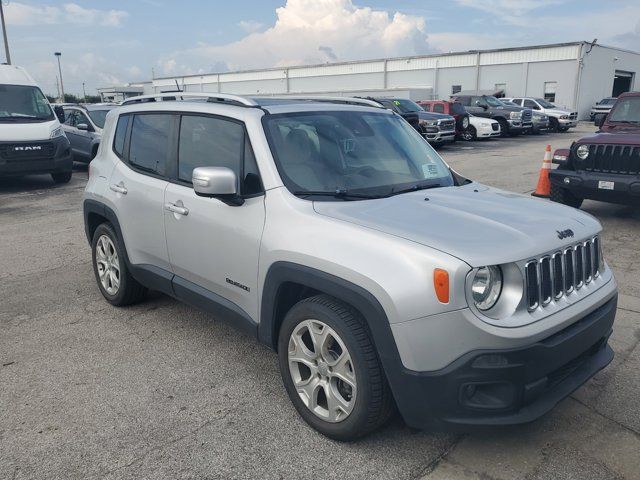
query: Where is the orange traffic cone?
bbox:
[532,145,552,198]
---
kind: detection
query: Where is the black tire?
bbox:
[497,118,509,137]
[278,294,394,441]
[550,183,583,209]
[549,117,560,132]
[557,126,569,132]
[51,171,72,184]
[461,126,476,141]
[91,222,147,306]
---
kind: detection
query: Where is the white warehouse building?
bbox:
[146,42,640,119]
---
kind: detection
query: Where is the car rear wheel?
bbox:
[550,183,583,209]
[278,295,393,441]
[92,223,146,306]
[51,172,72,184]
[462,126,476,141]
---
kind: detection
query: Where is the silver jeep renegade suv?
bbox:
[84,93,617,440]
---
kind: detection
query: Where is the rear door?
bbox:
[163,113,265,322]
[107,113,176,272]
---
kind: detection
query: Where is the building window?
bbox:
[544,81,557,102]
[451,85,462,94]
[494,83,506,96]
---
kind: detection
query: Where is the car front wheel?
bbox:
[51,172,72,184]
[550,183,583,209]
[278,295,393,441]
[462,126,476,141]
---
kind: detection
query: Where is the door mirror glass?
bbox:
[192,166,243,205]
[77,123,90,131]
[54,105,65,123]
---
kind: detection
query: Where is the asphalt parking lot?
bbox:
[1,123,638,480]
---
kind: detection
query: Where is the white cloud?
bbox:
[159,0,433,74]
[5,2,128,27]
[238,20,264,33]
[454,0,564,26]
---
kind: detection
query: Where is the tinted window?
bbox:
[178,115,244,183]
[421,103,431,111]
[433,104,445,113]
[88,109,111,129]
[113,115,130,158]
[450,102,466,115]
[524,99,538,109]
[129,114,172,175]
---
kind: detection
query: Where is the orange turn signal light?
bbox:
[433,268,450,304]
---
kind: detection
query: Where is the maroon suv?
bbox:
[550,91,640,207]
[418,100,470,136]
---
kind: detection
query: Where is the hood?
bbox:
[577,131,640,144]
[416,111,453,121]
[545,108,572,115]
[0,119,61,142]
[313,183,601,267]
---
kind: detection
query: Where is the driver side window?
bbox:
[64,110,76,126]
[524,99,539,110]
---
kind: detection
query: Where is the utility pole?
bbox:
[82,82,87,103]
[54,52,65,102]
[0,1,11,64]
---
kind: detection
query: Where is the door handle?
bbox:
[110,184,127,195]
[164,203,189,216]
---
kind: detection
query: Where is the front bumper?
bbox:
[550,169,640,205]
[0,137,72,176]
[476,124,501,138]
[424,130,456,144]
[388,295,616,430]
[558,118,577,127]
[507,120,532,132]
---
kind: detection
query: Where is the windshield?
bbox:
[263,110,454,199]
[385,98,423,113]
[608,97,640,123]
[484,96,505,107]
[535,98,556,108]
[0,84,54,121]
[87,109,112,129]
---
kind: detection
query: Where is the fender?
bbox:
[259,261,406,384]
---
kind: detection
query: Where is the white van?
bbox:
[0,65,72,183]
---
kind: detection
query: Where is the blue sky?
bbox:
[3,0,640,96]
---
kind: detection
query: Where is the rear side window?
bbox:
[421,103,431,111]
[450,102,466,115]
[433,104,445,113]
[113,115,129,158]
[129,114,173,175]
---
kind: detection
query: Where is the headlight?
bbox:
[50,126,64,139]
[576,144,590,160]
[509,111,522,119]
[419,119,437,126]
[471,266,502,311]
[560,115,569,119]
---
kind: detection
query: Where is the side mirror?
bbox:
[77,123,90,131]
[192,166,244,206]
[54,105,65,123]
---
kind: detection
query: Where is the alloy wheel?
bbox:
[95,234,120,295]
[288,319,357,423]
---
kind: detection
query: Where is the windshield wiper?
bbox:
[388,183,443,197]
[292,189,385,200]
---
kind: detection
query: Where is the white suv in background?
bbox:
[83,93,617,440]
[504,97,578,132]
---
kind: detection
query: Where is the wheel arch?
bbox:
[259,262,404,376]
[83,199,130,264]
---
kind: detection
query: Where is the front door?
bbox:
[163,114,265,321]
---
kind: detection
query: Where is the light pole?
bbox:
[54,52,65,102]
[82,82,86,103]
[0,1,11,64]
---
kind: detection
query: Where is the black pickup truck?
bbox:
[451,90,532,136]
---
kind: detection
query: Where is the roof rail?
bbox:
[269,95,383,108]
[121,92,259,107]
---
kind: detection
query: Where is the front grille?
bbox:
[0,141,55,161]
[524,237,601,311]
[491,123,499,131]
[437,119,455,132]
[569,112,578,120]
[521,109,532,123]
[577,144,640,175]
